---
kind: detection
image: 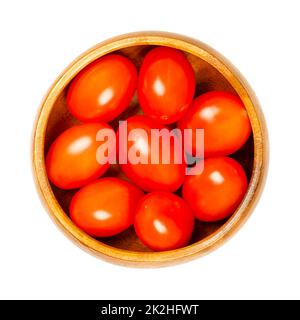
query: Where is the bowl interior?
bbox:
[44,44,254,252]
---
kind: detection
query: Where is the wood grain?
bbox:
[32,32,268,267]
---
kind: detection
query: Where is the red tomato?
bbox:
[182,157,248,222]
[70,178,143,237]
[46,123,112,189]
[178,91,251,157]
[138,47,195,124]
[134,192,194,251]
[118,115,186,192]
[66,54,137,123]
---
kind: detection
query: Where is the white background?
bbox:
[0,0,299,300]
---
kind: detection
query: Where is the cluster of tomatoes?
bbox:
[46,46,251,251]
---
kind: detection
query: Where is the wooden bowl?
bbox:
[32,32,268,267]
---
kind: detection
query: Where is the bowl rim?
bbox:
[32,31,269,267]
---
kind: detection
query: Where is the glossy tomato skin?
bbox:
[46,123,112,189]
[178,91,251,158]
[118,115,186,192]
[70,178,144,237]
[138,47,195,124]
[66,54,137,123]
[182,157,248,222]
[134,192,194,251]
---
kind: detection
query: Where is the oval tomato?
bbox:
[70,178,144,237]
[182,157,248,222]
[118,115,186,192]
[138,47,195,124]
[178,91,251,157]
[46,123,112,189]
[67,54,137,122]
[134,192,194,251]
